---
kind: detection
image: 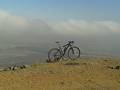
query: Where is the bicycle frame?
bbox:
[58,43,72,57]
[47,41,80,62]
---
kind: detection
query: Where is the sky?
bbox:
[0,0,120,57]
[0,0,120,21]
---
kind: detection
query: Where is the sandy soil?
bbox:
[0,58,120,90]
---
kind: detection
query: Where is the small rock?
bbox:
[60,81,64,85]
[24,65,30,68]
[49,70,54,74]
[107,66,114,69]
[115,66,120,70]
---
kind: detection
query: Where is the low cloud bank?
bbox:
[0,10,119,56]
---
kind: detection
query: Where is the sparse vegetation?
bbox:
[0,58,120,90]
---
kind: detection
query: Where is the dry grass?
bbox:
[0,58,120,90]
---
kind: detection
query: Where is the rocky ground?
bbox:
[0,57,120,90]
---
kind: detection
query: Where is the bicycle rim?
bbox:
[48,48,61,62]
[68,47,80,60]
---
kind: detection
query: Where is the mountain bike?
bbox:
[47,41,80,62]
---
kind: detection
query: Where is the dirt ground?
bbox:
[0,58,120,90]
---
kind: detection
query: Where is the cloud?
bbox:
[0,10,53,43]
[0,10,28,35]
[0,10,119,38]
[0,10,119,57]
[0,10,120,54]
[48,20,120,36]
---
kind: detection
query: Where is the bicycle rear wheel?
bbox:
[48,48,61,62]
[68,47,80,60]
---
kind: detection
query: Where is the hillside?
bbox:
[0,58,120,90]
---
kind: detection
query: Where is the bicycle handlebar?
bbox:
[55,41,74,47]
[68,41,74,44]
[56,41,74,44]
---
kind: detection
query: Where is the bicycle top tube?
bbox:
[55,41,74,47]
[62,43,69,47]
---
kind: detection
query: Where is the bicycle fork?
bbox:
[71,48,75,54]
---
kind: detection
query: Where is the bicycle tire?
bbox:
[68,46,80,60]
[48,48,61,62]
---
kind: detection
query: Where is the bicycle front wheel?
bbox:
[48,48,61,62]
[68,47,80,60]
